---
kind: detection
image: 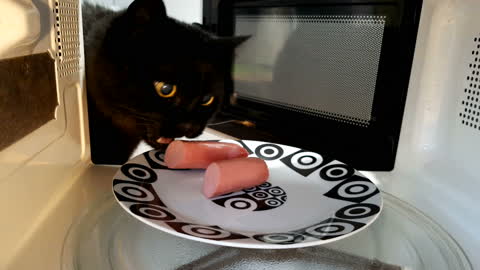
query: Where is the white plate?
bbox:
[112,140,383,249]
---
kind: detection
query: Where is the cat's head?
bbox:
[94,0,247,145]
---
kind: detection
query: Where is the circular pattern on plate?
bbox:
[255,144,284,160]
[243,187,258,192]
[291,152,324,170]
[112,139,382,249]
[335,203,381,219]
[307,224,347,236]
[258,182,272,189]
[253,233,306,245]
[251,191,271,199]
[301,217,365,240]
[113,183,156,202]
[151,152,167,166]
[319,164,355,181]
[337,180,378,199]
[181,225,231,239]
[267,187,285,196]
[211,184,287,212]
[120,163,157,183]
[265,199,282,207]
[223,197,258,211]
[129,204,175,221]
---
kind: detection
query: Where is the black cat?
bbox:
[82,0,247,164]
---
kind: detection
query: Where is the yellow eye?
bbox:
[154,81,177,98]
[201,95,215,106]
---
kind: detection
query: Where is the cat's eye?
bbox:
[201,95,215,106]
[154,81,177,98]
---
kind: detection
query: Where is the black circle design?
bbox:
[265,199,282,207]
[267,187,285,196]
[350,208,364,214]
[255,144,284,160]
[290,151,324,171]
[243,187,258,192]
[129,204,175,221]
[191,227,222,236]
[336,181,378,200]
[133,169,146,177]
[123,186,147,198]
[269,235,290,241]
[113,183,156,202]
[214,185,287,211]
[335,203,381,219]
[324,175,380,203]
[153,152,166,165]
[298,155,316,165]
[258,182,272,188]
[315,225,344,234]
[345,184,369,195]
[330,169,344,176]
[264,149,274,155]
[251,191,269,199]
[181,225,231,239]
[231,200,252,209]
[253,233,305,244]
[306,223,352,237]
[313,224,346,234]
[121,163,157,183]
[319,164,355,181]
[224,198,258,211]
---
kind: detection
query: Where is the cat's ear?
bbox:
[217,35,251,48]
[126,0,167,24]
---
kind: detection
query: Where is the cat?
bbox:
[82,0,248,164]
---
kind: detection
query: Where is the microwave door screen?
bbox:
[233,14,386,127]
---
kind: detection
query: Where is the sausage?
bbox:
[164,140,249,169]
[203,157,269,198]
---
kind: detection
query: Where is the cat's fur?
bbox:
[82,0,247,164]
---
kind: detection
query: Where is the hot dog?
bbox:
[164,140,249,169]
[203,157,269,198]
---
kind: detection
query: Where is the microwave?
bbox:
[0,0,479,269]
[203,0,423,171]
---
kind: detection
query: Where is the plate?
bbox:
[112,140,383,249]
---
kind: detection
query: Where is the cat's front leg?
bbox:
[88,105,141,165]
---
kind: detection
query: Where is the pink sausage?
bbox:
[164,141,249,169]
[203,157,269,198]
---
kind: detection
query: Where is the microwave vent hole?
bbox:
[460,35,480,130]
[54,0,80,77]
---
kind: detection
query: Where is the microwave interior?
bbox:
[204,0,423,171]
[1,0,480,269]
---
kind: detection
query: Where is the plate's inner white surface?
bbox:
[133,140,380,234]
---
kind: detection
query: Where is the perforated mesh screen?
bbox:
[459,35,480,130]
[234,15,386,127]
[55,0,80,77]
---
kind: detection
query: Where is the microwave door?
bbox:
[206,0,422,171]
